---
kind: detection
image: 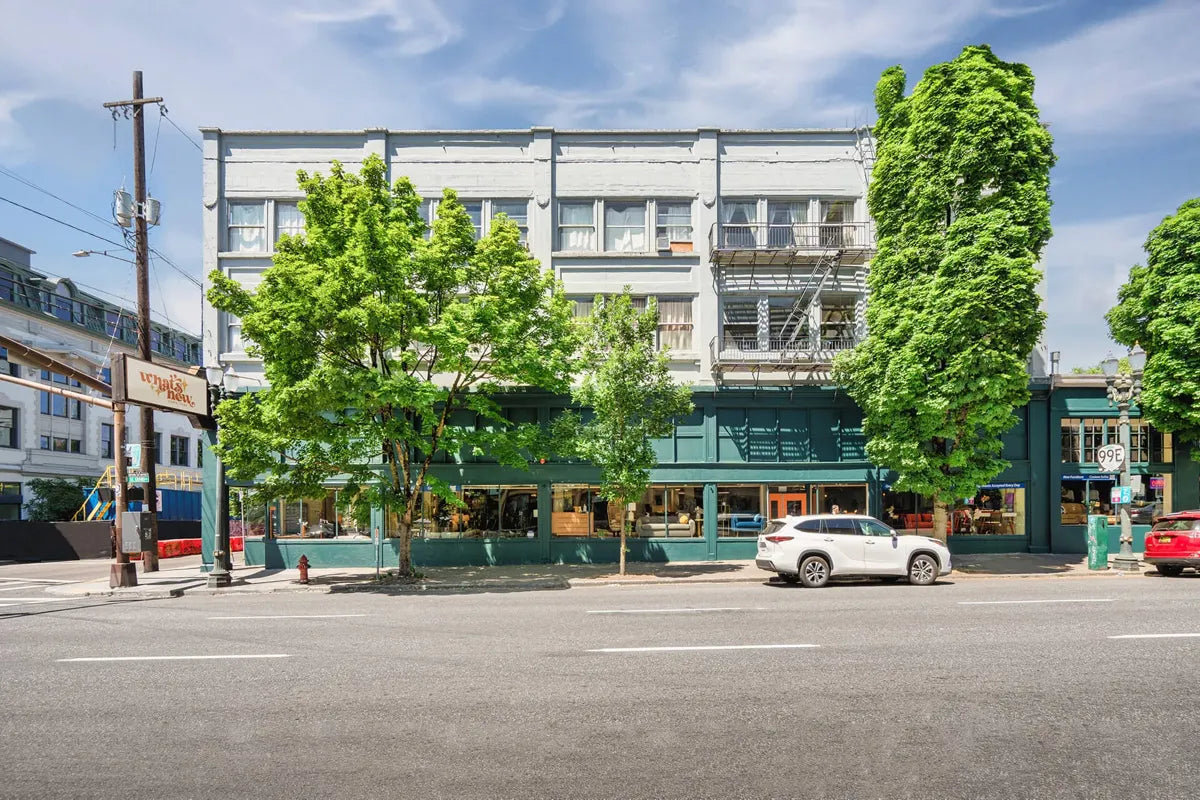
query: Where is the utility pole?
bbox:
[104,71,163,572]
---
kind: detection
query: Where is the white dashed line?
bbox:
[958,599,1115,605]
[1108,633,1200,640]
[58,654,292,662]
[587,644,819,653]
[207,614,368,620]
[587,607,762,615]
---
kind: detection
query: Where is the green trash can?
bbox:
[1086,515,1109,570]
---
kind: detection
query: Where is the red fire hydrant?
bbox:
[297,554,310,584]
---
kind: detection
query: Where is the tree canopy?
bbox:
[555,291,693,574]
[835,45,1054,537]
[207,155,576,574]
[1107,199,1200,453]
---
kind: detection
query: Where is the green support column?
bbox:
[537,481,552,563]
[703,398,717,463]
[704,482,717,560]
[1028,393,1051,553]
[199,429,218,572]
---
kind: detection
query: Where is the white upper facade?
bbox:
[202,126,879,387]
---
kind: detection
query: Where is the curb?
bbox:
[570,575,767,588]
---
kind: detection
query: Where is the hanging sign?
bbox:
[112,354,209,416]
[1097,444,1126,473]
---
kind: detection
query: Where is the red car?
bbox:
[1144,510,1200,577]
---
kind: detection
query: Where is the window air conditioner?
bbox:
[655,234,671,251]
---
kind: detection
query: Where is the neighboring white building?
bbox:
[0,236,204,520]
[200,127,881,388]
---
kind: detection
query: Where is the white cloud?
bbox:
[0,90,39,159]
[1042,212,1162,369]
[290,0,464,56]
[1021,0,1200,135]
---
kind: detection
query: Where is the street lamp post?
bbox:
[205,366,233,588]
[1101,344,1147,572]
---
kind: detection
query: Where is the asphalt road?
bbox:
[2,573,1199,799]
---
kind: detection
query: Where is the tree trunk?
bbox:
[614,495,627,576]
[931,499,950,544]
[397,505,414,576]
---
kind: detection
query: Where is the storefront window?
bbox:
[817,484,867,515]
[952,484,1026,536]
[1081,419,1105,463]
[717,484,762,536]
[1060,475,1117,525]
[395,485,538,539]
[551,485,612,537]
[1131,474,1171,523]
[276,489,367,538]
[635,485,703,538]
[881,489,934,535]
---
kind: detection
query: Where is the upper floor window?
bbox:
[101,423,114,459]
[491,201,529,244]
[170,435,190,467]
[570,295,694,352]
[39,371,82,419]
[0,406,17,449]
[656,202,693,251]
[463,201,484,240]
[604,202,646,252]
[0,347,18,377]
[559,199,693,254]
[227,201,266,252]
[559,202,596,251]
[719,197,858,249]
[275,202,305,242]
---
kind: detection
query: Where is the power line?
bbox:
[0,167,123,233]
[0,194,128,250]
[157,105,202,152]
[149,248,202,288]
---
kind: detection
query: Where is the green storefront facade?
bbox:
[200,378,1200,570]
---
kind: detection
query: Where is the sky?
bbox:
[0,0,1197,370]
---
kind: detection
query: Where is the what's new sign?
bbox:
[113,354,210,416]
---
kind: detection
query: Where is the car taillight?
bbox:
[764,535,794,543]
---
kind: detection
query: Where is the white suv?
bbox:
[756,514,951,587]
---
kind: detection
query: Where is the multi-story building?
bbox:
[0,236,204,519]
[199,127,1197,568]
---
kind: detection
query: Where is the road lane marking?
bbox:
[0,597,73,604]
[57,654,292,662]
[0,578,71,584]
[587,644,819,653]
[1108,633,1200,640]
[207,614,368,620]
[958,599,1115,605]
[587,607,763,615]
[0,585,39,592]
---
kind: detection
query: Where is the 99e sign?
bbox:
[1097,444,1126,473]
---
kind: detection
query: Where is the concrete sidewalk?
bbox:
[40,551,1157,599]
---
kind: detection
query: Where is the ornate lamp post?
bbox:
[1101,344,1147,572]
[205,365,233,588]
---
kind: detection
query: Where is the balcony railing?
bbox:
[0,271,200,364]
[709,222,874,252]
[710,334,859,367]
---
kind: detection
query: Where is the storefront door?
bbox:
[769,490,807,519]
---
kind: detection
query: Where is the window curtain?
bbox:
[721,201,757,247]
[560,203,595,250]
[656,202,692,242]
[657,298,693,351]
[228,203,265,252]
[604,203,646,252]
[275,202,305,238]
[768,201,806,247]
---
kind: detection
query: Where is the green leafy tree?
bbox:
[555,291,693,575]
[835,46,1054,541]
[28,477,95,522]
[1069,357,1130,375]
[207,155,576,576]
[1107,199,1200,454]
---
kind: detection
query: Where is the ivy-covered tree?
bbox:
[555,291,693,575]
[207,155,576,576]
[27,477,95,522]
[835,45,1054,541]
[1107,199,1200,454]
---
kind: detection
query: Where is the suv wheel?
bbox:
[908,554,938,586]
[1158,565,1184,577]
[799,555,830,588]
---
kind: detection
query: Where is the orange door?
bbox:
[769,492,807,519]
